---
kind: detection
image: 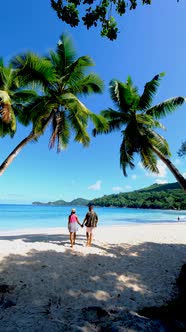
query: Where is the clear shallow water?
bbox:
[0,205,186,231]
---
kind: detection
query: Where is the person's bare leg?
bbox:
[73,232,76,245]
[89,233,93,246]
[70,232,74,247]
[86,232,89,246]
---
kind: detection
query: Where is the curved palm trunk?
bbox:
[0,131,37,176]
[0,110,55,176]
[152,146,186,191]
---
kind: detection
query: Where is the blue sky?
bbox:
[0,0,186,204]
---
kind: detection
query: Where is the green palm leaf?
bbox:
[89,112,109,132]
[148,129,171,157]
[61,56,95,89]
[146,96,185,119]
[120,136,135,176]
[139,72,165,110]
[49,110,70,151]
[139,145,159,173]
[110,78,139,111]
[11,53,55,89]
[95,72,186,187]
[69,73,104,95]
[56,33,77,70]
[0,118,16,137]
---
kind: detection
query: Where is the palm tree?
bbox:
[0,58,37,137]
[0,33,107,175]
[0,59,38,173]
[93,73,186,190]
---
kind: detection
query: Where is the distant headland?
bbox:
[32,198,90,206]
[32,182,186,210]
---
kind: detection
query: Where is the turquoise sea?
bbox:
[0,204,186,231]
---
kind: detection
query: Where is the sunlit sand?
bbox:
[0,223,186,330]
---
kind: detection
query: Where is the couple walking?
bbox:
[68,205,98,248]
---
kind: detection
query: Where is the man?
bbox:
[82,205,98,246]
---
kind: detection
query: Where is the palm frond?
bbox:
[148,129,171,157]
[139,72,165,110]
[56,111,70,151]
[65,96,91,146]
[11,52,56,89]
[61,56,95,89]
[0,112,16,137]
[57,33,77,69]
[67,73,104,95]
[12,90,38,102]
[60,93,90,118]
[74,124,90,146]
[110,79,139,111]
[146,96,185,119]
[120,137,135,176]
[49,110,70,151]
[136,113,165,130]
[89,113,109,134]
[0,65,19,92]
[93,108,127,136]
[67,105,90,146]
[101,108,123,121]
[178,141,186,157]
[0,57,4,68]
[139,145,159,173]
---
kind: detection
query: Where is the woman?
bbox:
[68,208,82,248]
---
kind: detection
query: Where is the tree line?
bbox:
[90,182,186,209]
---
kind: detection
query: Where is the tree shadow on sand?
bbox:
[0,235,186,331]
[0,233,86,247]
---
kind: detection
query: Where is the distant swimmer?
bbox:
[177,216,180,221]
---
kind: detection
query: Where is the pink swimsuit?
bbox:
[70,214,77,223]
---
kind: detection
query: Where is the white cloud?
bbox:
[156,160,167,177]
[139,160,167,178]
[88,180,102,190]
[183,172,186,177]
[155,179,168,184]
[125,185,132,190]
[131,174,137,180]
[112,186,123,192]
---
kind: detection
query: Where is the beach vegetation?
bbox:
[90,182,186,209]
[91,188,186,209]
[50,1,180,40]
[0,33,108,175]
[93,73,186,191]
[178,141,186,158]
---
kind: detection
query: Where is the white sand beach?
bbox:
[0,223,186,331]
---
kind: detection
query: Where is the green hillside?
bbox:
[32,198,89,206]
[90,182,186,210]
[140,182,180,192]
[32,182,186,210]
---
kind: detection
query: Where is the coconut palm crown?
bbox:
[0,58,37,138]
[11,33,107,151]
[0,33,108,175]
[93,73,186,190]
